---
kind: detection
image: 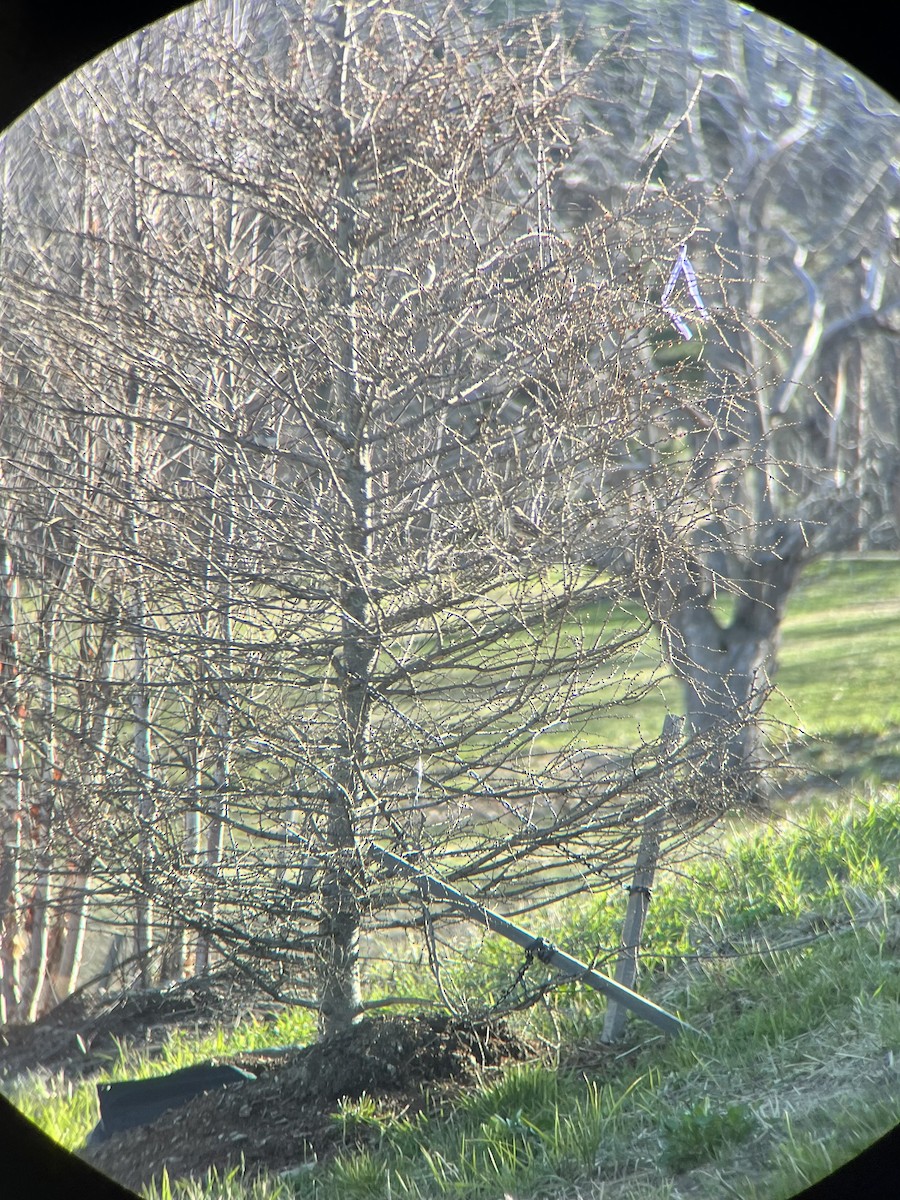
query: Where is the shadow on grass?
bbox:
[781,727,900,798]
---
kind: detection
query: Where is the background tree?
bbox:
[528,0,900,790]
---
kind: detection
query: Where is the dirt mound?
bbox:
[0,970,281,1082]
[82,1014,531,1191]
[277,1012,524,1103]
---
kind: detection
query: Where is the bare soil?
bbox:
[0,970,269,1082]
[0,978,532,1192]
[85,1013,529,1191]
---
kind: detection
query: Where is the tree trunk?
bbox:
[659,522,807,802]
[130,585,154,984]
[49,593,119,1003]
[22,595,65,1021]
[194,601,232,978]
[124,400,155,988]
[0,536,23,1021]
[52,868,91,1000]
[182,699,204,979]
[317,1,367,1036]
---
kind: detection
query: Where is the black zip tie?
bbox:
[526,936,556,964]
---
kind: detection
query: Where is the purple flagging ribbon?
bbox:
[661,244,708,340]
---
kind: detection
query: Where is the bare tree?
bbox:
[0,51,173,1012]
[0,0,752,1027]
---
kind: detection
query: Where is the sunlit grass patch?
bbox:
[146,1165,292,1199]
[773,556,900,741]
[5,1074,101,1151]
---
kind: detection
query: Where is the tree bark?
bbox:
[656,522,808,802]
[22,580,71,1021]
[317,1,367,1036]
[0,536,23,1021]
[124,399,156,988]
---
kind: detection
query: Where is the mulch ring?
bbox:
[82,1013,533,1192]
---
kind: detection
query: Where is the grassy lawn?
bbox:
[776,554,900,732]
[773,555,900,793]
[8,553,900,1199]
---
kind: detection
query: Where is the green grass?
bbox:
[768,555,900,796]
[18,792,900,1200]
[13,553,900,1198]
[770,555,900,737]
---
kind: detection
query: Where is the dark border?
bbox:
[0,3,896,1198]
